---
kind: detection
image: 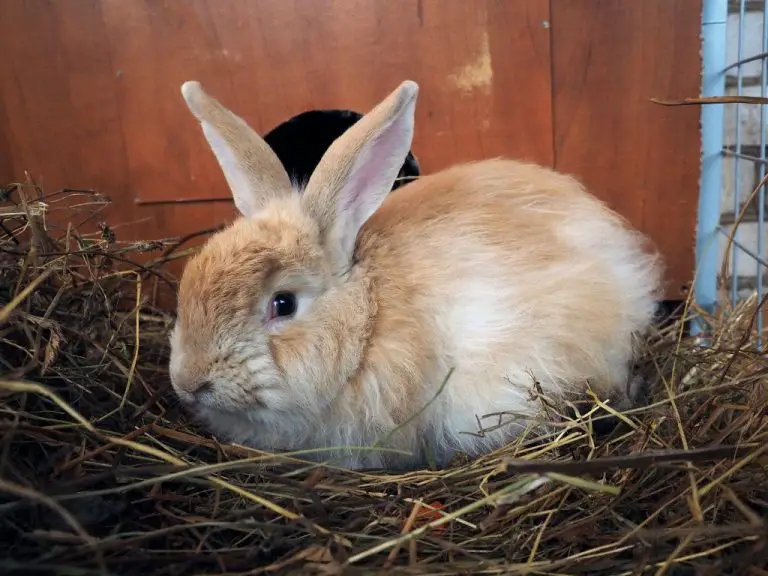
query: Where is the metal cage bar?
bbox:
[697,0,768,344]
[696,0,727,337]
[731,0,746,309]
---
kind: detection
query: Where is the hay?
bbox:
[1,180,766,576]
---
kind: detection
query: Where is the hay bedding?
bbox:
[0,181,766,576]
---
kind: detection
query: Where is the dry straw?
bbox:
[0,175,766,576]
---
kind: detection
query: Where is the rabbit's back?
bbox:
[354,159,661,458]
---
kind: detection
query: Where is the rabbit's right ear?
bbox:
[301,81,418,274]
[181,81,292,217]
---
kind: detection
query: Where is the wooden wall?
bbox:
[0,0,703,302]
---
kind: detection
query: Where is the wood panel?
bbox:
[550,0,703,300]
[0,0,236,294]
[0,0,553,299]
[0,0,705,306]
[0,0,554,190]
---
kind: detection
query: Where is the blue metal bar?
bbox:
[732,0,746,307]
[758,2,768,347]
[695,0,728,337]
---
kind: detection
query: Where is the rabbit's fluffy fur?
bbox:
[169,80,662,470]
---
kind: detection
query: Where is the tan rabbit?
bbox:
[169,79,663,470]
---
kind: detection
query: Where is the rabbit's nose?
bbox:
[171,371,214,403]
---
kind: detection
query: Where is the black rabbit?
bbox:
[263,109,420,191]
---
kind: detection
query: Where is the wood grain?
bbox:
[0,0,703,306]
[0,0,237,295]
[550,0,703,300]
[0,0,552,305]
[100,0,553,203]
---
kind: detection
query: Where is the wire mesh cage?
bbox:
[697,0,768,344]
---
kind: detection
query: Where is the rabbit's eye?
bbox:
[270,292,297,319]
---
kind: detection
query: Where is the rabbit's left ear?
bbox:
[302,81,418,273]
[181,81,293,217]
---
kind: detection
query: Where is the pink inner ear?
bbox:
[339,126,401,221]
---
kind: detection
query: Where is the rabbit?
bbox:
[168,79,663,471]
[262,108,420,191]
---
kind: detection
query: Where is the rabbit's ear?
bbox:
[303,81,418,272]
[181,81,292,217]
